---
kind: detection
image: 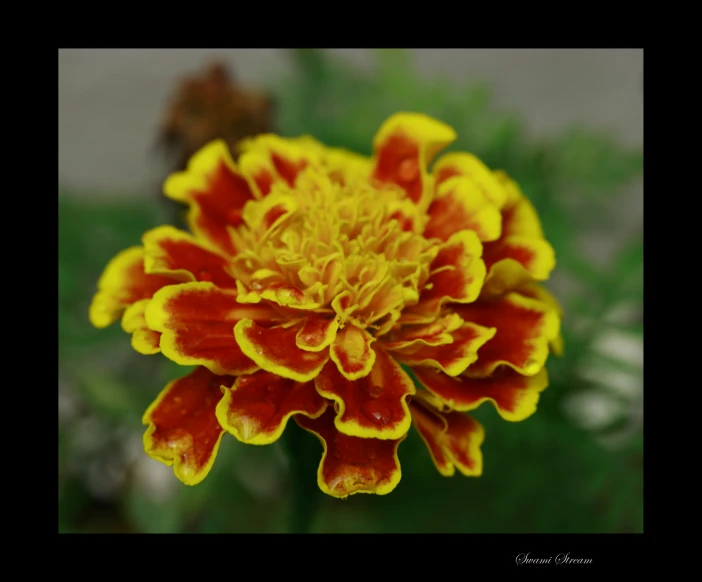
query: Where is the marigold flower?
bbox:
[90,113,562,498]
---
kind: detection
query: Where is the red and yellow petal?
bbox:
[323,147,373,185]
[424,176,502,242]
[410,399,484,477]
[481,236,556,298]
[479,176,555,297]
[315,347,415,440]
[239,134,323,189]
[142,366,232,485]
[413,366,549,421]
[372,112,457,210]
[329,325,377,381]
[432,152,507,209]
[236,149,277,197]
[241,191,298,237]
[216,371,327,445]
[388,322,496,377]
[497,182,545,240]
[89,246,173,329]
[296,316,340,352]
[516,283,564,356]
[455,293,560,378]
[296,408,406,498]
[145,282,279,375]
[142,225,236,288]
[381,312,465,350]
[386,197,427,233]
[234,319,330,382]
[163,140,255,255]
[121,299,161,355]
[417,230,486,315]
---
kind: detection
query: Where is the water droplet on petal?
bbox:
[365,384,383,399]
[237,375,256,387]
[362,401,392,426]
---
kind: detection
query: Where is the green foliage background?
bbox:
[58,49,643,533]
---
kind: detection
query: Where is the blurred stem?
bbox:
[281,421,322,533]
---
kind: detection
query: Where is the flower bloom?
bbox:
[89,113,561,498]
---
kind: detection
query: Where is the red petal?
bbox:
[416,230,486,315]
[142,226,236,288]
[410,399,484,477]
[89,247,173,329]
[372,113,456,209]
[388,322,496,376]
[145,282,279,375]
[163,141,255,255]
[217,371,327,444]
[234,319,330,382]
[295,316,339,352]
[142,366,232,485]
[329,325,377,380]
[413,366,549,421]
[315,348,415,439]
[296,408,406,498]
[455,293,560,377]
[424,176,502,242]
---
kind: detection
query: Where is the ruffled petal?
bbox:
[145,282,279,375]
[516,283,564,356]
[329,324,377,380]
[410,399,484,477]
[424,176,502,242]
[413,366,549,421]
[89,247,173,328]
[295,316,340,352]
[121,299,161,355]
[142,366,231,485]
[217,371,327,445]
[388,322,496,376]
[315,347,415,439]
[296,408,406,498]
[234,319,330,382]
[432,152,507,209]
[372,112,457,210]
[416,230,486,315]
[142,225,236,288]
[455,293,560,377]
[238,133,323,190]
[163,140,255,255]
[481,237,556,298]
[381,312,465,349]
[480,172,556,297]
[236,149,277,197]
[323,147,372,185]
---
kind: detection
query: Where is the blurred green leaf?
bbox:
[125,487,184,534]
[549,128,643,196]
[73,368,144,424]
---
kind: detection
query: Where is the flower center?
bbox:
[229,167,438,335]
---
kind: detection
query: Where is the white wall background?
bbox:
[59,48,643,196]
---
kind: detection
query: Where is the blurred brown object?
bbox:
[157,61,275,172]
